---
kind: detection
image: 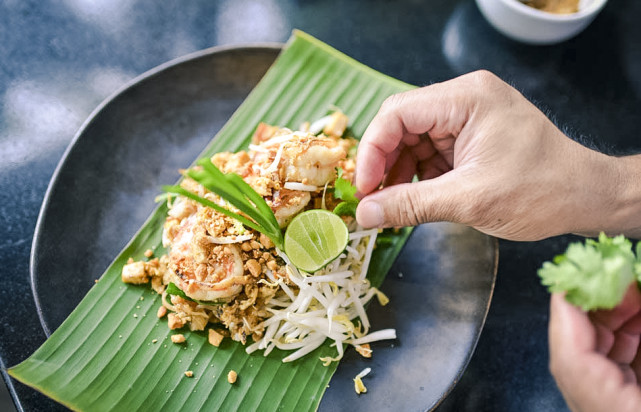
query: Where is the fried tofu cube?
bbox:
[121,261,149,284]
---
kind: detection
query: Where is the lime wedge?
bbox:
[284,209,349,273]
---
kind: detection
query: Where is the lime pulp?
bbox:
[284,209,349,273]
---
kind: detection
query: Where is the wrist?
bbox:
[608,154,641,238]
[575,151,641,239]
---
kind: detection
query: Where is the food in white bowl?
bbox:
[524,0,579,14]
[475,0,608,45]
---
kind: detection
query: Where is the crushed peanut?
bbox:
[259,234,274,249]
[157,306,167,318]
[171,334,186,344]
[185,371,194,378]
[144,249,154,258]
[208,329,224,347]
[167,313,185,330]
[266,260,279,271]
[245,259,261,277]
[227,370,237,384]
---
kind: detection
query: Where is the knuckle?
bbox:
[470,69,499,86]
[548,357,562,380]
[469,70,507,96]
[394,186,426,226]
[379,92,408,115]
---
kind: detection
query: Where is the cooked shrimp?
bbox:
[283,136,345,186]
[250,133,346,187]
[167,212,250,302]
[270,189,311,227]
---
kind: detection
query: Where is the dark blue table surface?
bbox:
[2,1,640,411]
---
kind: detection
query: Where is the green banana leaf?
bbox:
[10,30,415,411]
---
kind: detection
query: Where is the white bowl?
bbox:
[475,0,608,45]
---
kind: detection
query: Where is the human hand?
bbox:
[355,70,640,241]
[548,287,641,412]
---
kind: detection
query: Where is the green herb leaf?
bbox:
[332,167,359,217]
[333,167,358,202]
[166,282,226,305]
[333,201,357,217]
[538,233,639,311]
[164,160,284,250]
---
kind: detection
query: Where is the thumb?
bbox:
[355,172,469,228]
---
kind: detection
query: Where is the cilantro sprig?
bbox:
[332,168,359,217]
[163,158,284,250]
[538,233,641,311]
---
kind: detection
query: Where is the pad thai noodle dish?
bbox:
[121,110,395,364]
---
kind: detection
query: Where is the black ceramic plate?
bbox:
[30,45,498,411]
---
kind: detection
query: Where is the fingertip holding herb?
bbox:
[333,167,359,217]
[538,233,641,311]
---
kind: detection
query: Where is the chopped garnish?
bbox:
[208,329,224,347]
[332,168,359,217]
[163,159,284,250]
[167,313,184,330]
[538,233,641,310]
[227,370,237,384]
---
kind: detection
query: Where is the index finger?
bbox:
[355,73,480,195]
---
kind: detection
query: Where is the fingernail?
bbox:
[357,200,383,228]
